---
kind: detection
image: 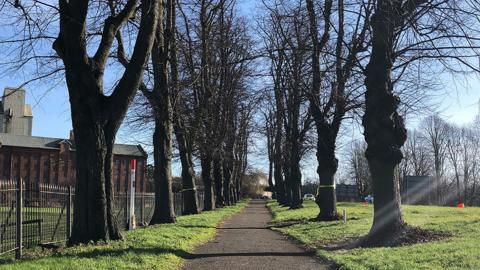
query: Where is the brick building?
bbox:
[0,133,148,193]
[0,87,148,192]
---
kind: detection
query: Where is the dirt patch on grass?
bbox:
[390,225,451,246]
[325,225,451,250]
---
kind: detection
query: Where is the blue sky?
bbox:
[0,0,479,178]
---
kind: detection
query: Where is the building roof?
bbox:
[0,133,147,158]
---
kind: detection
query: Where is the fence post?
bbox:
[141,194,144,224]
[66,186,72,239]
[16,177,23,259]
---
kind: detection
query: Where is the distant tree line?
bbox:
[258,0,480,247]
[351,114,480,206]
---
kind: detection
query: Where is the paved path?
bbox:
[182,200,329,270]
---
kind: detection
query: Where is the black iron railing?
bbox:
[0,178,204,258]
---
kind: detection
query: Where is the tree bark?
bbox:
[174,119,199,215]
[283,165,292,207]
[315,127,340,220]
[274,158,286,205]
[150,116,176,224]
[361,0,407,245]
[268,158,274,195]
[69,116,122,244]
[201,153,215,211]
[223,158,232,206]
[289,153,303,209]
[213,155,225,208]
[146,0,176,224]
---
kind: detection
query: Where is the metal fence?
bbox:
[0,178,205,258]
[336,184,359,202]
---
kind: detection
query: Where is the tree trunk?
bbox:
[274,160,286,205]
[268,157,275,198]
[104,138,122,237]
[213,155,225,208]
[201,154,215,211]
[283,165,292,207]
[147,0,176,224]
[435,163,441,205]
[316,169,339,220]
[174,119,199,215]
[223,159,232,206]
[361,0,407,245]
[69,115,122,244]
[289,155,303,209]
[455,172,461,204]
[230,179,237,204]
[235,173,241,201]
[315,127,340,220]
[150,117,176,224]
[273,139,286,205]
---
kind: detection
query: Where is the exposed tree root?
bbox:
[316,212,341,222]
[289,204,304,210]
[323,223,450,251]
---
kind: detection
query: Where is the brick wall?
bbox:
[0,146,146,192]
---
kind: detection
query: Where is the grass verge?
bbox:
[268,200,480,270]
[0,200,248,270]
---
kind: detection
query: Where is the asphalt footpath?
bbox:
[181,199,329,270]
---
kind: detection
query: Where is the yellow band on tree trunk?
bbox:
[180,188,197,192]
[317,185,335,188]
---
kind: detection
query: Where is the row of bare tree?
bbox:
[0,0,255,245]
[259,0,480,246]
[126,0,257,223]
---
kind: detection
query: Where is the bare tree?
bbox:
[259,97,277,195]
[261,0,314,209]
[349,141,372,199]
[141,0,177,224]
[306,0,371,220]
[405,130,432,176]
[175,0,255,208]
[361,0,480,246]
[420,114,448,204]
[0,0,161,244]
[446,124,467,205]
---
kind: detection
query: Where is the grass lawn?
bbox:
[0,201,248,270]
[268,200,480,270]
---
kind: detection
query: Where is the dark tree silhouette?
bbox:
[306,0,371,221]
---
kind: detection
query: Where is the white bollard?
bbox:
[129,160,137,230]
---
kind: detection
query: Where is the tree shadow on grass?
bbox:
[53,246,193,260]
[268,218,314,228]
[48,246,317,261]
[177,224,268,230]
[176,224,216,229]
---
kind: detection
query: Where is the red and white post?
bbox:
[129,159,137,230]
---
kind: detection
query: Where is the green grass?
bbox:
[0,201,248,270]
[268,200,480,270]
